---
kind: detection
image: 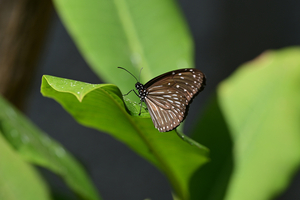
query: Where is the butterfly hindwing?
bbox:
[145,88,186,132]
[144,68,205,132]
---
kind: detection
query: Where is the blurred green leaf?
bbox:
[41,75,209,200]
[190,47,300,200]
[0,132,50,200]
[0,97,101,200]
[53,0,193,98]
[218,47,300,200]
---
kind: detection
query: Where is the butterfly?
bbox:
[118,67,206,132]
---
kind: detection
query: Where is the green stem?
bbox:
[175,129,209,154]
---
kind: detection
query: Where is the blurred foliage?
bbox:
[52,0,193,102]
[0,132,50,200]
[219,48,300,200]
[191,48,300,200]
[1,0,300,199]
[0,97,101,200]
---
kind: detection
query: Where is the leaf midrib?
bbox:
[113,0,153,82]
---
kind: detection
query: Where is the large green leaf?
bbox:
[219,47,300,200]
[190,47,300,200]
[0,132,50,200]
[53,0,193,97]
[41,75,209,200]
[0,96,100,200]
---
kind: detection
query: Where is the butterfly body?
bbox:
[119,67,206,132]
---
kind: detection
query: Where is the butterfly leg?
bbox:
[139,103,142,115]
[123,89,139,97]
[139,100,148,115]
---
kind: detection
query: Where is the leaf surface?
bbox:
[219,48,300,200]
[41,75,209,200]
[0,133,50,200]
[53,0,193,100]
[190,47,300,200]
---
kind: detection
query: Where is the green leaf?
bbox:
[190,47,300,200]
[218,47,300,200]
[53,0,193,97]
[0,132,50,200]
[41,75,209,200]
[0,96,101,200]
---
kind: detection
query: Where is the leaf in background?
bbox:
[53,0,193,98]
[0,96,101,200]
[0,132,50,200]
[190,47,300,200]
[219,47,300,200]
[41,75,209,200]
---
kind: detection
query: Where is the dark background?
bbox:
[24,1,300,200]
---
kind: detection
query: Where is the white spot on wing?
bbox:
[151,85,163,89]
[149,91,165,94]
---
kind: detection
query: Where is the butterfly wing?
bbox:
[144,68,206,132]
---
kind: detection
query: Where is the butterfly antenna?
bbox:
[138,67,143,82]
[117,67,139,82]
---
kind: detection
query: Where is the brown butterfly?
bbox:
[119,67,206,132]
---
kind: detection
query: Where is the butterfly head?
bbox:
[135,82,142,89]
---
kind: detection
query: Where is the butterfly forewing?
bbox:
[144,68,205,132]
